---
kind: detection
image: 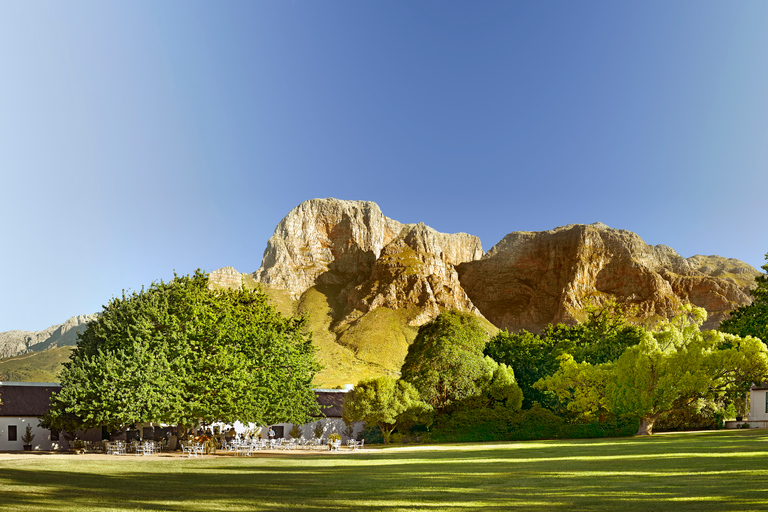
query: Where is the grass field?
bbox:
[2,430,768,511]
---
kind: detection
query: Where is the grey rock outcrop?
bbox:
[251,198,484,326]
[0,314,98,359]
[254,199,405,297]
[208,266,244,289]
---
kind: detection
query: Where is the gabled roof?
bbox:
[0,382,61,417]
[0,383,346,420]
[313,390,347,418]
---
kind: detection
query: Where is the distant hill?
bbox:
[0,346,73,382]
[0,314,97,359]
[2,198,761,387]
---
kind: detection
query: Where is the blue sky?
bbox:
[1,1,767,332]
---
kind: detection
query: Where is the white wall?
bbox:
[0,417,62,451]
[269,418,365,442]
[749,390,768,421]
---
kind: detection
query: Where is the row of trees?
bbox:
[42,270,321,436]
[344,253,768,438]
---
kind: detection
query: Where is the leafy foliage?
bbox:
[536,305,768,435]
[534,354,611,422]
[543,299,645,365]
[41,270,321,434]
[485,330,559,409]
[342,376,430,443]
[485,300,643,410]
[400,310,492,412]
[720,252,768,343]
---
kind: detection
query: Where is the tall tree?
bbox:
[342,376,430,444]
[400,310,491,413]
[485,300,643,409]
[720,252,768,343]
[484,330,558,409]
[42,270,321,434]
[536,305,768,435]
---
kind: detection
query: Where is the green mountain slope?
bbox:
[0,345,72,382]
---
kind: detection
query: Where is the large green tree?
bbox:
[720,252,768,343]
[342,376,430,444]
[484,330,558,409]
[400,310,492,413]
[536,305,768,435]
[42,270,321,434]
[485,300,643,409]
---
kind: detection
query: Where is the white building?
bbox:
[270,388,364,442]
[746,383,768,428]
[0,381,363,450]
[0,382,63,451]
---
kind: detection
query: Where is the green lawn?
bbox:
[2,430,768,511]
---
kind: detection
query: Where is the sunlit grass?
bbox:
[2,429,768,511]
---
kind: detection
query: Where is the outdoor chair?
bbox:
[181,441,204,458]
[107,441,126,455]
[137,441,155,456]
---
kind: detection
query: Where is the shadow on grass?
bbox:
[2,431,768,511]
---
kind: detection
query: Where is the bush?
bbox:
[428,405,564,443]
[560,417,639,439]
[427,404,636,443]
[358,424,383,444]
[654,401,723,432]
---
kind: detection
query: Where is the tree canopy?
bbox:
[720,252,768,344]
[342,376,430,444]
[400,310,492,413]
[485,300,643,409]
[42,270,321,434]
[536,305,768,435]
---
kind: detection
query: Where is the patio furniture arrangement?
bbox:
[180,441,205,458]
[101,434,364,456]
[106,441,127,455]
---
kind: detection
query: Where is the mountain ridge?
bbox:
[1,198,761,386]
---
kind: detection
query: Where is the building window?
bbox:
[8,425,17,441]
[51,429,59,442]
[765,392,768,414]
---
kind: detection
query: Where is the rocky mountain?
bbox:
[4,198,762,386]
[0,314,98,360]
[209,199,761,385]
[250,198,484,328]
[457,223,757,332]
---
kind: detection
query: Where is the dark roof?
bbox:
[313,390,347,418]
[0,383,61,417]
[0,383,343,420]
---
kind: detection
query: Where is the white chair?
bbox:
[181,441,203,458]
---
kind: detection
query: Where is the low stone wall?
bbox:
[724,420,768,429]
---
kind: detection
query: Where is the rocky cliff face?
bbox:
[339,222,484,326]
[254,199,406,297]
[208,201,760,386]
[5,198,759,388]
[252,199,484,327]
[0,314,98,359]
[457,223,758,332]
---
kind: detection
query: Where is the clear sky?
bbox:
[1,1,767,332]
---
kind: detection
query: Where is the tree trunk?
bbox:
[636,415,658,436]
[380,423,397,444]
